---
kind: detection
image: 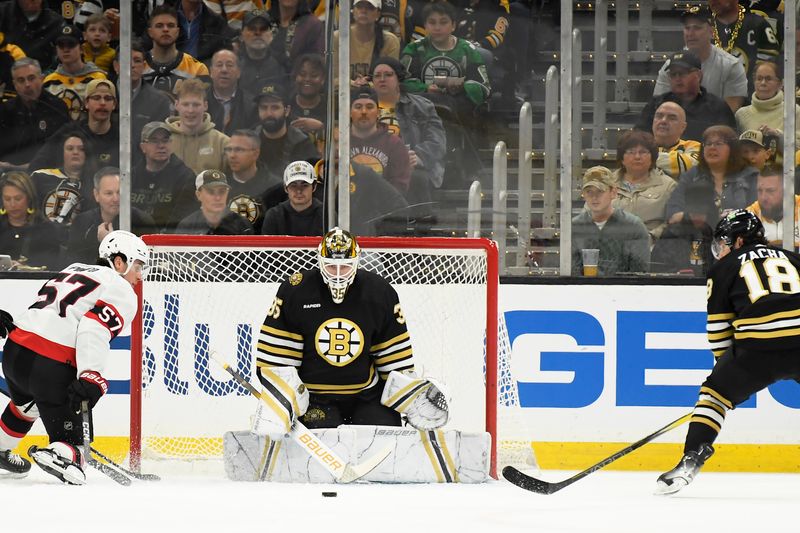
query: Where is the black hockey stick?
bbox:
[81,401,132,486]
[503,413,692,495]
[89,446,161,481]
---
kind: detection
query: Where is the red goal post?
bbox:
[130,235,529,479]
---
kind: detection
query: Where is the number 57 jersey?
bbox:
[9,263,138,375]
[706,243,800,358]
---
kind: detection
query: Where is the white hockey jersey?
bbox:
[9,263,137,376]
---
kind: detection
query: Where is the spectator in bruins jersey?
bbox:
[131,121,197,233]
[43,25,108,122]
[0,58,70,171]
[81,14,115,76]
[0,31,26,98]
[0,0,63,72]
[261,160,323,236]
[225,129,280,231]
[65,167,156,264]
[267,0,324,72]
[650,102,700,180]
[331,0,400,88]
[288,53,327,150]
[350,87,411,194]
[30,132,98,228]
[255,227,419,430]
[175,169,254,235]
[738,129,775,171]
[746,164,800,249]
[656,210,800,494]
[28,79,120,172]
[0,170,61,270]
[735,61,800,163]
[370,56,445,216]
[710,0,780,98]
[142,6,209,96]
[237,9,286,96]
[205,49,258,136]
[165,78,230,175]
[666,125,758,227]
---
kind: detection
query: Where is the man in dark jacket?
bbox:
[176,169,254,235]
[261,160,324,236]
[237,9,286,95]
[0,0,64,71]
[174,0,235,65]
[206,49,258,135]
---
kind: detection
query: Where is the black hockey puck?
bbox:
[322,491,337,497]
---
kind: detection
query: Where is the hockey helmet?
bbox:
[318,227,360,304]
[99,230,149,276]
[711,209,765,259]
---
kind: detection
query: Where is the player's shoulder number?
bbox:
[267,297,283,320]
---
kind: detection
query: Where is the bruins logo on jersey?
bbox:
[315,318,364,367]
[421,56,460,84]
[43,187,82,223]
[229,194,260,224]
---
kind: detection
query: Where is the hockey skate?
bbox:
[655,443,714,495]
[29,443,86,485]
[0,449,31,478]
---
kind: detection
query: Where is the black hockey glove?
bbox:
[67,371,109,412]
[0,309,15,338]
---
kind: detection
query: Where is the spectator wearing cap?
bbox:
[746,164,800,249]
[176,169,254,235]
[204,0,266,33]
[288,53,327,150]
[653,5,748,112]
[572,166,650,276]
[0,58,70,170]
[173,0,235,65]
[261,160,324,236]
[66,167,156,264]
[370,56,445,215]
[637,50,735,142]
[238,9,286,95]
[225,129,280,231]
[0,0,63,71]
[142,6,210,96]
[331,0,400,88]
[350,87,411,193]
[253,82,319,181]
[735,60,800,164]
[267,0,324,71]
[650,101,700,180]
[206,49,258,135]
[113,38,172,163]
[165,78,230,175]
[43,25,108,121]
[132,121,198,233]
[28,79,120,172]
[739,129,775,171]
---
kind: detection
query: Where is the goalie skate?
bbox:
[29,443,86,485]
[655,444,714,495]
[0,449,31,478]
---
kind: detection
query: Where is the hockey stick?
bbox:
[503,413,692,495]
[81,401,132,486]
[211,352,393,483]
[89,446,161,481]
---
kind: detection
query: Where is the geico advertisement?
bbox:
[501,283,800,443]
[2,279,799,443]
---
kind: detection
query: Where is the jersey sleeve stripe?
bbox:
[376,359,415,375]
[707,312,736,321]
[371,331,410,352]
[256,342,303,358]
[260,324,304,341]
[733,309,800,326]
[256,357,301,369]
[257,334,304,351]
[373,348,414,365]
[735,327,800,340]
[706,321,732,332]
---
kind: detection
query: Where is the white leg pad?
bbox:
[223,425,490,483]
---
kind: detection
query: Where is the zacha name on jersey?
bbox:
[736,246,787,265]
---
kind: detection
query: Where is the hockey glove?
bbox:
[381,370,450,430]
[0,309,15,338]
[67,371,108,412]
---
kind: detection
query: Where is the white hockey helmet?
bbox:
[318,227,360,304]
[99,230,149,276]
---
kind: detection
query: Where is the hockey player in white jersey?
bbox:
[0,230,147,484]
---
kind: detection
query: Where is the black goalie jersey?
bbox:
[256,269,415,394]
[706,243,800,358]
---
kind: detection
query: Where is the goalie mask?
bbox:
[99,230,149,276]
[318,227,360,304]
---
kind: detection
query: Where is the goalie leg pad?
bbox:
[381,370,450,430]
[253,366,309,439]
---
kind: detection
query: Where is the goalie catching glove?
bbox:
[252,367,309,439]
[381,370,450,430]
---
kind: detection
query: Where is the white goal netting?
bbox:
[131,236,536,476]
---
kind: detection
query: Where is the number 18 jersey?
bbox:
[706,244,800,358]
[9,263,138,375]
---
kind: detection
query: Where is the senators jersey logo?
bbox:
[315,318,364,367]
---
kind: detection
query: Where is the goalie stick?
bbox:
[503,413,692,495]
[211,352,393,483]
[81,401,132,486]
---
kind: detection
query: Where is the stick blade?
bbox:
[502,466,559,495]
[338,443,393,483]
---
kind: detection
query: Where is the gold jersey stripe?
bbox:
[707,330,734,341]
[371,331,410,351]
[697,399,727,416]
[691,415,721,433]
[733,308,800,327]
[735,327,800,340]
[374,348,414,365]
[260,324,304,341]
[708,312,736,321]
[699,386,734,409]
[305,366,377,393]
[256,342,303,359]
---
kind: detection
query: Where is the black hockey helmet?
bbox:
[711,209,765,258]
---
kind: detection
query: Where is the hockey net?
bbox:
[130,235,536,478]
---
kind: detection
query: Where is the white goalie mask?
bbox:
[99,230,149,276]
[318,227,360,304]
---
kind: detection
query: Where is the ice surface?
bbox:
[2,468,797,532]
